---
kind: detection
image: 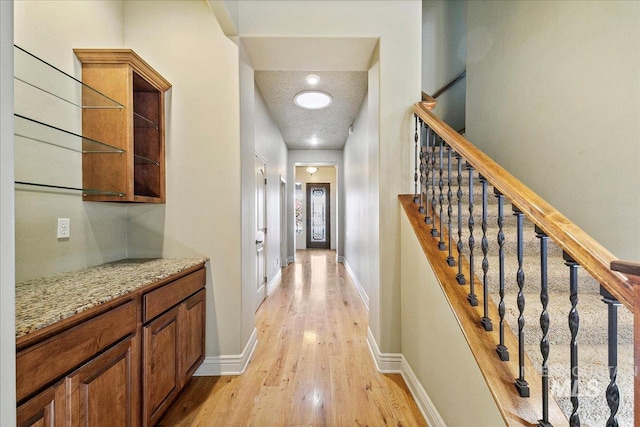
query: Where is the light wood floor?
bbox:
[158,249,428,427]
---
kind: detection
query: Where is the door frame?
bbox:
[306,182,330,249]
[279,175,287,267]
[255,154,267,310]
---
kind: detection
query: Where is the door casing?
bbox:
[255,155,267,309]
[306,182,330,249]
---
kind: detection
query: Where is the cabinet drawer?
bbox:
[17,300,136,403]
[143,268,205,322]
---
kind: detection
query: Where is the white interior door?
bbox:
[255,156,267,310]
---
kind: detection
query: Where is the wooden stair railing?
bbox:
[408,101,635,426]
[421,69,466,107]
[432,70,466,99]
[414,101,632,310]
[400,195,568,426]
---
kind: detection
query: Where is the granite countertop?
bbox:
[15,258,207,339]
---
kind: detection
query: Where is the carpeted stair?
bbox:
[423,150,634,426]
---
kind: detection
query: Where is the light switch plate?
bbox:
[57,218,70,239]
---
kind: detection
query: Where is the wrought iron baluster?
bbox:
[467,164,478,306]
[455,153,465,285]
[419,145,427,214]
[413,114,419,204]
[536,225,551,427]
[446,144,455,266]
[513,206,529,397]
[600,287,620,427]
[438,137,446,250]
[480,175,491,330]
[564,251,580,426]
[430,131,439,237]
[418,120,426,214]
[424,126,432,224]
[495,189,508,361]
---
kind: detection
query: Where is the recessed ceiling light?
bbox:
[294,91,332,110]
[305,74,320,85]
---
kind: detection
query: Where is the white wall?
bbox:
[255,85,288,283]
[13,1,127,282]
[466,1,640,260]
[124,1,244,356]
[294,166,337,251]
[0,1,15,423]
[238,47,288,343]
[343,56,380,312]
[287,150,344,262]
[400,212,504,426]
[422,0,466,131]
[239,50,257,345]
[238,1,422,353]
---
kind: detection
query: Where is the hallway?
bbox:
[158,250,427,426]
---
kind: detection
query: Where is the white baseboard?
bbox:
[366,330,445,425]
[343,259,369,310]
[194,327,257,376]
[286,255,295,265]
[267,269,282,295]
[337,255,345,263]
[366,328,402,373]
[401,356,446,427]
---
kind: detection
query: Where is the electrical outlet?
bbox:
[57,218,70,239]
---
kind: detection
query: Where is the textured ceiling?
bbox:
[242,37,378,71]
[255,71,368,150]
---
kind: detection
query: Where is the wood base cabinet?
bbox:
[143,306,180,426]
[142,278,205,427]
[17,383,64,427]
[16,264,206,427]
[17,334,138,427]
[66,336,138,427]
[180,290,206,381]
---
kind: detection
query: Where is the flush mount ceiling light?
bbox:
[294,91,332,110]
[306,166,318,175]
[305,74,320,85]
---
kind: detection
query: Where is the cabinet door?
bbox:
[179,289,206,383]
[17,383,64,427]
[66,335,139,427]
[143,305,180,427]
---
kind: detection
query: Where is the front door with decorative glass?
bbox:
[306,183,330,249]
